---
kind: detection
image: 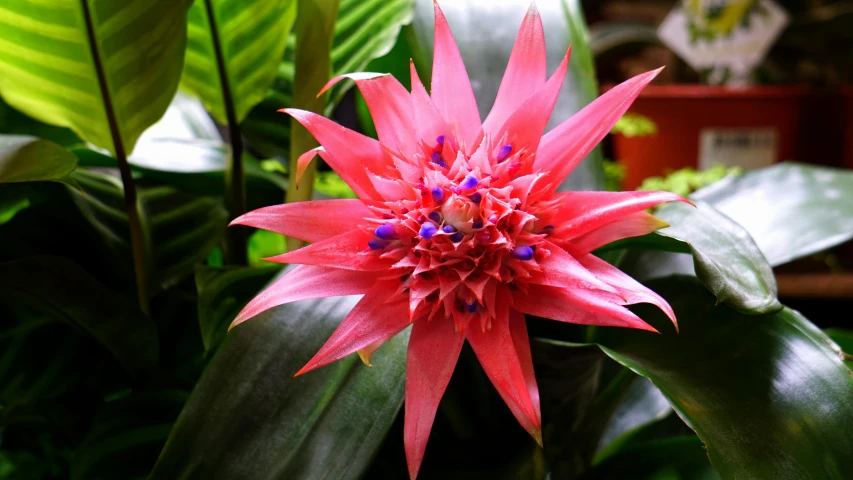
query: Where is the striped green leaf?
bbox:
[181,0,297,124]
[0,0,192,155]
[0,135,78,189]
[69,166,228,294]
[242,0,415,156]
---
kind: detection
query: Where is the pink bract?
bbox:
[230,3,687,478]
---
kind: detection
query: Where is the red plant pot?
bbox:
[612,85,813,190]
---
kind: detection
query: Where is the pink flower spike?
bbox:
[234,6,680,478]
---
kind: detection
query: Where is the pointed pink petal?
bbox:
[513,284,657,332]
[571,211,668,253]
[550,190,688,239]
[231,265,379,328]
[533,242,620,293]
[283,108,390,200]
[295,147,322,188]
[577,253,677,329]
[410,61,451,148]
[509,309,540,433]
[489,47,570,158]
[405,317,465,480]
[230,199,373,243]
[264,229,390,271]
[534,68,663,190]
[467,295,541,443]
[482,4,546,135]
[295,282,411,376]
[431,2,481,149]
[323,73,417,157]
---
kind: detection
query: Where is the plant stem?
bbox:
[205,0,247,265]
[286,0,340,252]
[81,0,149,314]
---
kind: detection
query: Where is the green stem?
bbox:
[81,0,149,314]
[205,0,247,264]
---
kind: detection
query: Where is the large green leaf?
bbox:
[181,0,297,124]
[0,0,192,154]
[691,163,853,266]
[619,201,781,314]
[0,256,157,377]
[581,435,718,480]
[0,135,78,187]
[194,264,281,351]
[242,0,415,157]
[409,0,604,191]
[826,328,853,370]
[591,277,853,479]
[150,295,409,479]
[70,168,228,294]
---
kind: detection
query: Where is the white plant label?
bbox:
[658,0,789,83]
[698,128,778,170]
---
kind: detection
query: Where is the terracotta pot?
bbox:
[612,85,814,189]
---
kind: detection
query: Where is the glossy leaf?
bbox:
[150,295,409,479]
[0,135,78,187]
[409,0,604,191]
[242,0,415,156]
[181,0,297,124]
[0,256,157,377]
[581,435,718,480]
[592,277,853,479]
[620,201,781,314]
[692,163,853,266]
[195,264,281,351]
[0,0,192,154]
[70,168,228,294]
[826,328,853,370]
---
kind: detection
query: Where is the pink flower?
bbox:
[231,4,685,478]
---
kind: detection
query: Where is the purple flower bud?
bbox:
[470,192,482,204]
[442,225,456,233]
[374,224,398,240]
[473,220,484,229]
[510,245,534,260]
[419,223,437,240]
[497,144,513,162]
[368,239,389,250]
[450,232,464,243]
[436,135,446,145]
[428,212,441,223]
[465,302,478,313]
[460,175,478,190]
[431,187,445,203]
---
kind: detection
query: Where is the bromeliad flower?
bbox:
[231,3,685,478]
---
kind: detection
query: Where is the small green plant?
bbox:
[611,113,657,138]
[638,164,742,197]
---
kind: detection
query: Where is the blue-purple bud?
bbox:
[374,224,398,240]
[450,232,464,243]
[368,239,389,250]
[472,220,484,229]
[431,187,445,203]
[431,151,446,167]
[465,302,478,313]
[436,135,446,145]
[497,144,513,162]
[419,223,437,240]
[442,225,456,234]
[470,192,482,204]
[510,245,534,260]
[428,211,442,223]
[460,175,478,189]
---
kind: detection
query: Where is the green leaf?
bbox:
[242,0,415,157]
[0,256,157,377]
[409,0,604,191]
[194,264,281,351]
[71,390,188,480]
[592,277,853,479]
[0,186,30,225]
[0,97,81,147]
[0,0,192,154]
[0,135,78,187]
[826,328,853,370]
[581,436,718,480]
[181,0,297,124]
[691,163,853,266]
[70,168,228,294]
[150,295,409,479]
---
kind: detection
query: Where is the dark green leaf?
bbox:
[195,264,281,351]
[0,0,192,154]
[181,0,297,124]
[71,390,188,480]
[592,277,853,479]
[409,0,604,191]
[0,256,157,376]
[826,328,853,370]
[0,135,78,187]
[70,168,228,294]
[581,436,718,480]
[150,296,409,479]
[0,187,30,225]
[0,97,81,147]
[692,163,853,266]
[242,0,415,157]
[621,201,781,314]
